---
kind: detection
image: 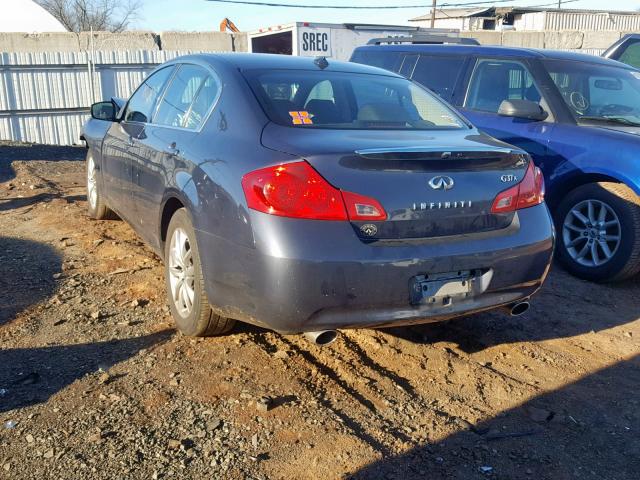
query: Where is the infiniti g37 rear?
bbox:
[81,54,554,338]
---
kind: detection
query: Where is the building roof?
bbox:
[0,0,67,33]
[410,7,640,22]
[410,8,491,22]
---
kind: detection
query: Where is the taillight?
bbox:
[342,191,386,221]
[241,161,387,221]
[491,161,545,214]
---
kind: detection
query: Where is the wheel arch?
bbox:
[158,173,201,249]
[547,170,639,212]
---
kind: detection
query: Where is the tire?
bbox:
[86,150,115,220]
[164,208,236,336]
[555,182,640,282]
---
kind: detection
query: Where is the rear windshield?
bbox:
[244,69,467,130]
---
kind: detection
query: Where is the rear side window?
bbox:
[398,54,419,77]
[350,49,403,73]
[184,75,221,129]
[411,55,466,101]
[154,65,209,128]
[124,66,174,123]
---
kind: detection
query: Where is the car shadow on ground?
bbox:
[0,144,85,183]
[349,354,640,480]
[384,267,640,353]
[0,237,61,327]
[0,330,173,414]
[0,193,85,212]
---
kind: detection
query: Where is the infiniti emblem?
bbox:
[360,224,378,237]
[428,175,455,191]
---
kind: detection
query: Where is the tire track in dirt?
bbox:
[249,331,397,457]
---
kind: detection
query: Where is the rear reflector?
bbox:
[242,161,387,221]
[491,160,545,214]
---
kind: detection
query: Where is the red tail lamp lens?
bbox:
[242,161,387,221]
[342,191,387,221]
[491,161,545,214]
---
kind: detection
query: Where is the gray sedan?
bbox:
[82,53,554,345]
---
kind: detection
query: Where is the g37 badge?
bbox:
[501,174,518,183]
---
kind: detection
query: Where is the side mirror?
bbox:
[498,99,548,121]
[91,101,117,121]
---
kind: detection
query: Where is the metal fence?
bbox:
[0,43,607,146]
[0,50,205,146]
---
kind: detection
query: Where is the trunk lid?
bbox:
[261,124,529,240]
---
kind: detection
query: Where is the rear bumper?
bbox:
[197,203,554,333]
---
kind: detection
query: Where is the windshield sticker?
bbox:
[289,111,313,125]
[632,72,640,80]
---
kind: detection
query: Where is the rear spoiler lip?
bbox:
[355,146,518,155]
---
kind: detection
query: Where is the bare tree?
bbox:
[35,0,143,32]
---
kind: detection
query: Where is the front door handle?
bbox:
[164,142,180,156]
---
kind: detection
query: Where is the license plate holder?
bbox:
[410,270,475,306]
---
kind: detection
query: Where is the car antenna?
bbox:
[314,56,329,70]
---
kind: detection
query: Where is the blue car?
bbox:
[81,54,553,341]
[352,43,640,282]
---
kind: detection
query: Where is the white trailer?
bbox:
[248,22,461,61]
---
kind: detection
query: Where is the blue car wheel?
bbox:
[556,182,640,282]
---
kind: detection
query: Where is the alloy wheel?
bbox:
[168,227,196,317]
[562,199,622,268]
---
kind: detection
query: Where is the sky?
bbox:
[137,0,640,32]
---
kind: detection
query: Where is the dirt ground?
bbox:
[0,143,638,480]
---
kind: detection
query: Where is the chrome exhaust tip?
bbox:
[304,330,338,346]
[508,301,530,317]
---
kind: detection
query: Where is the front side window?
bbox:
[244,69,466,130]
[465,59,543,113]
[154,64,209,128]
[543,59,640,126]
[617,40,640,69]
[124,66,174,123]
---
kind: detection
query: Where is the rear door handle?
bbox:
[164,142,180,156]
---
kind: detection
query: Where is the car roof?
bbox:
[175,52,403,76]
[353,44,636,69]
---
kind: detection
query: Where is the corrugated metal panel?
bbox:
[0,49,227,145]
[0,112,88,146]
[543,12,640,31]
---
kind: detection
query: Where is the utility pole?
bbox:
[558,0,562,8]
[431,0,437,28]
